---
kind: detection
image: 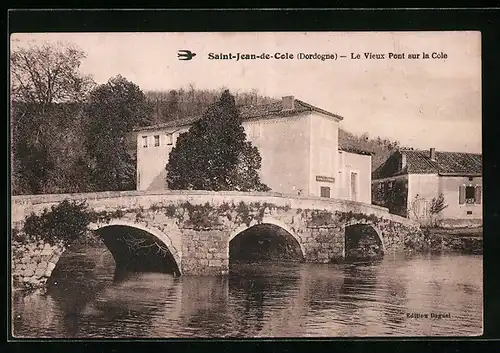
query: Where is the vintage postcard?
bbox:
[10,31,482,338]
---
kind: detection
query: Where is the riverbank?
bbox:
[11,230,105,292]
[11,239,65,292]
[426,226,482,254]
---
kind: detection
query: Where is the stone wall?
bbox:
[12,239,64,290]
[301,227,345,263]
[440,235,482,254]
[12,190,424,288]
[375,219,411,253]
[181,229,229,276]
[439,218,482,229]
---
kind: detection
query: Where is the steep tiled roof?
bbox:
[404,149,482,174]
[373,149,482,179]
[338,145,374,156]
[133,98,343,132]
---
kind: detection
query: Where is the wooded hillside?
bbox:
[338,129,401,171]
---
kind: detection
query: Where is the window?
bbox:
[166,133,173,145]
[415,200,428,217]
[320,186,331,198]
[154,135,160,147]
[465,186,475,200]
[422,201,428,216]
[350,172,358,201]
[142,136,148,148]
[459,185,481,204]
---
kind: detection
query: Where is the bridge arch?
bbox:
[344,222,385,261]
[90,220,182,276]
[227,216,306,262]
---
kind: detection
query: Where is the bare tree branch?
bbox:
[122,234,171,258]
[10,42,95,106]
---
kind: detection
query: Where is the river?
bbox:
[12,244,482,338]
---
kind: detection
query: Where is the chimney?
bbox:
[429,148,436,161]
[401,152,407,170]
[282,96,295,110]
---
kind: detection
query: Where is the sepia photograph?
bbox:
[10,30,482,338]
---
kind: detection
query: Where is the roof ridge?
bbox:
[295,99,344,120]
[134,97,343,131]
[237,101,280,108]
[401,148,481,155]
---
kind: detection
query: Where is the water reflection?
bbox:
[13,291,59,337]
[227,262,302,337]
[80,273,178,338]
[177,276,231,337]
[12,245,483,338]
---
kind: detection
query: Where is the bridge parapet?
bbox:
[12,190,418,228]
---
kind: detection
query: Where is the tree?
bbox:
[83,75,152,191]
[10,42,95,194]
[429,193,448,227]
[410,193,448,227]
[227,142,270,192]
[166,90,270,192]
[166,89,179,120]
[11,42,94,108]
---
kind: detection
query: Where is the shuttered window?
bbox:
[475,185,482,204]
[459,185,482,204]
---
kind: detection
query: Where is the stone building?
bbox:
[372,148,482,227]
[134,96,373,204]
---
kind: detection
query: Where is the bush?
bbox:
[22,199,93,245]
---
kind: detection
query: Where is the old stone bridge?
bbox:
[11,190,421,286]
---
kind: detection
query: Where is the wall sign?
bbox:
[316,175,335,183]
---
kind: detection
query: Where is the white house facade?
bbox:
[134,96,372,204]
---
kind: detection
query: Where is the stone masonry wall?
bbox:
[181,229,229,276]
[12,239,64,290]
[12,191,424,287]
[382,221,421,253]
[301,227,345,263]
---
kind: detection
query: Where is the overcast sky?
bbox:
[11,31,481,153]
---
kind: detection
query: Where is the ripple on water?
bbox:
[12,251,483,338]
